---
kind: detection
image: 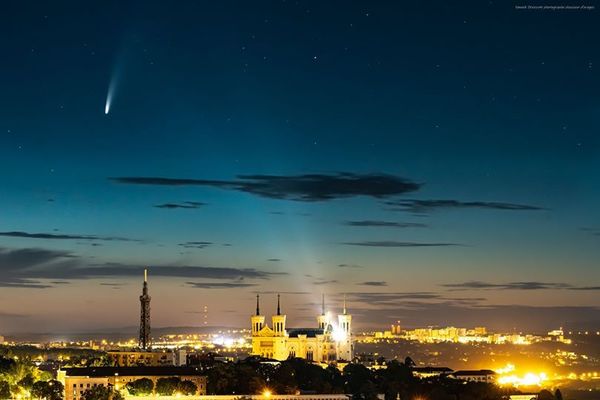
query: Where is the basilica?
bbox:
[250,294,353,363]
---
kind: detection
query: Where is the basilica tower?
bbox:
[317,293,328,330]
[271,294,288,359]
[336,295,353,361]
[251,294,265,334]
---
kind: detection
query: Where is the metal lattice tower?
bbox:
[139,268,151,350]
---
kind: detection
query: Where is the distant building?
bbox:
[251,294,353,363]
[107,349,187,367]
[450,369,497,383]
[0,335,4,344]
[58,366,206,400]
[411,367,453,379]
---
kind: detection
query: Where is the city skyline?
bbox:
[1,1,599,335]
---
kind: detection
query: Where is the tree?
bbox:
[404,357,416,368]
[125,379,154,396]
[177,380,197,396]
[0,381,10,400]
[31,380,64,400]
[324,364,344,393]
[272,363,297,394]
[537,390,556,400]
[18,374,35,391]
[82,386,123,400]
[554,389,563,400]
[207,363,237,394]
[343,363,378,400]
[0,358,15,375]
[155,377,180,396]
[376,360,414,400]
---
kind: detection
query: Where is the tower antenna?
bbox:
[322,293,325,315]
[277,294,281,315]
[256,294,260,315]
[343,293,347,315]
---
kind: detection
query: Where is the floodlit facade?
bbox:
[251,294,353,363]
[107,350,187,367]
[58,367,206,400]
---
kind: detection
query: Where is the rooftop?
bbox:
[63,367,204,377]
[288,328,325,338]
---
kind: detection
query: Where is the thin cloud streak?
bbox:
[386,199,544,214]
[111,173,421,202]
[0,231,138,242]
[342,241,461,247]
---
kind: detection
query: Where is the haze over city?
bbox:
[1,1,599,336]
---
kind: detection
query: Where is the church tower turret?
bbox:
[317,293,328,330]
[272,294,287,335]
[251,294,265,335]
[271,294,288,359]
[337,294,353,361]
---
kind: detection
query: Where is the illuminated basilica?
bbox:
[250,294,353,363]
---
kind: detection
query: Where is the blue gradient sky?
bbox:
[0,1,599,334]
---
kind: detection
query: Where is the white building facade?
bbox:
[251,295,353,363]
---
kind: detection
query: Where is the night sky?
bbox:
[1,1,599,335]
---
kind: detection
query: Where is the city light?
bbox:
[332,325,347,342]
[497,372,548,387]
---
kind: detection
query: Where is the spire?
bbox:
[144,268,147,283]
[343,293,347,315]
[321,293,325,315]
[277,294,281,315]
[256,294,260,315]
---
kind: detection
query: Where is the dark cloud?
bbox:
[342,241,460,247]
[79,263,285,281]
[443,280,578,290]
[344,220,427,228]
[0,246,284,288]
[345,292,443,305]
[359,281,388,287]
[338,263,363,269]
[0,231,137,242]
[568,286,600,291]
[580,227,600,236]
[312,279,338,285]
[0,311,30,318]
[0,247,79,288]
[178,241,213,249]
[186,281,258,289]
[111,173,421,202]
[386,199,544,214]
[255,291,311,295]
[154,201,206,209]
[267,258,281,262]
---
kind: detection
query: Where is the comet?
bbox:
[104,66,120,115]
